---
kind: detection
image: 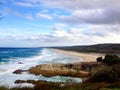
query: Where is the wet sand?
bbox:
[51,49,104,62]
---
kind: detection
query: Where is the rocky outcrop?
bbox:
[29,63,90,78]
[13,69,28,74]
[15,80,64,90]
[13,62,100,78]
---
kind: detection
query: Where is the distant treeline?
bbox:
[53,44,120,54]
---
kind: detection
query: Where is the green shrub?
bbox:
[103,55,120,65]
[96,57,103,62]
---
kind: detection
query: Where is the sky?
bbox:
[0,0,120,47]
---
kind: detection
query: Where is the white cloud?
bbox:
[53,23,67,30]
[93,33,120,43]
[42,0,120,24]
[12,0,120,10]
[1,0,120,46]
[59,7,120,24]
[4,7,34,20]
[41,0,120,10]
[14,2,35,7]
[36,13,53,20]
[1,24,120,46]
[80,24,120,36]
[13,0,41,7]
[10,0,120,24]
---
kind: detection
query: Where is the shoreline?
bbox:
[51,49,105,62]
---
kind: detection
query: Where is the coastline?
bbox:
[6,48,120,90]
[51,49,105,62]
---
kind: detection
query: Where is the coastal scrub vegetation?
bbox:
[53,44,120,54]
[88,64,120,82]
[97,54,120,65]
[90,54,120,83]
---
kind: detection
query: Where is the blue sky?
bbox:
[0,0,120,47]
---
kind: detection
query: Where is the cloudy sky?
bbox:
[0,0,120,47]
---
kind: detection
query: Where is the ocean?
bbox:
[0,48,83,87]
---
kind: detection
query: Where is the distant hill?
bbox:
[53,44,120,54]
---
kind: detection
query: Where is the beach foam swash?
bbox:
[0,48,83,87]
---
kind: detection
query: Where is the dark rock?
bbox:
[13,69,27,74]
[18,62,24,64]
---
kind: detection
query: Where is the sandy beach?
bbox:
[52,49,105,62]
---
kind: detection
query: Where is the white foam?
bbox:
[0,48,82,87]
[0,48,53,75]
[15,83,34,88]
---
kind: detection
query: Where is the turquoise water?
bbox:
[0,48,41,64]
[0,48,83,87]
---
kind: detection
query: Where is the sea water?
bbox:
[0,48,83,87]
